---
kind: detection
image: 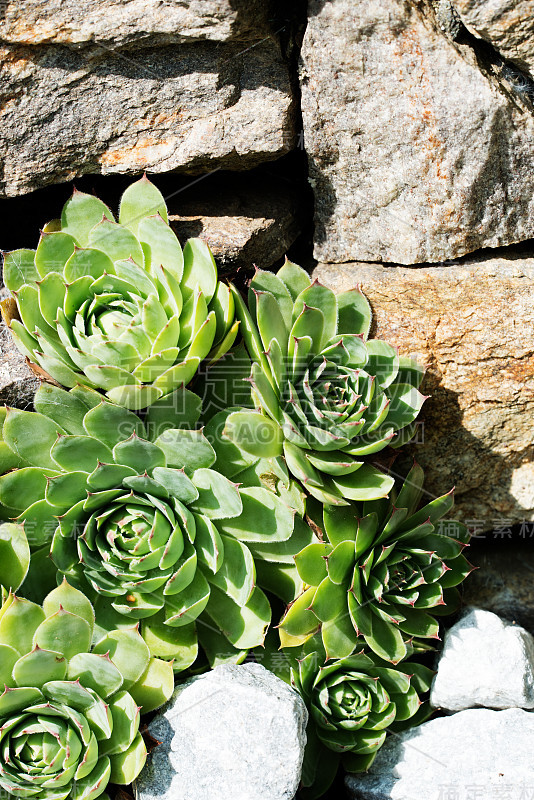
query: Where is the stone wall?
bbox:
[1,0,533,533]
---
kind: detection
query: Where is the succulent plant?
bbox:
[0,383,297,671]
[224,260,425,505]
[290,643,433,797]
[2,177,238,410]
[203,407,315,607]
[278,465,472,663]
[0,579,154,800]
[0,522,30,595]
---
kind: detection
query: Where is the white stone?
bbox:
[134,663,308,800]
[431,608,534,711]
[346,708,534,800]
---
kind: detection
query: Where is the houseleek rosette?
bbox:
[224,260,426,505]
[0,580,154,800]
[279,465,472,663]
[2,176,238,409]
[0,384,296,670]
[290,646,433,797]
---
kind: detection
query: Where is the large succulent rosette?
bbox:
[290,646,433,798]
[0,580,154,800]
[0,384,298,670]
[224,260,426,505]
[2,177,238,409]
[278,465,472,663]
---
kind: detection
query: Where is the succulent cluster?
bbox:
[0,178,473,800]
[3,177,237,409]
[278,465,472,664]
[290,645,433,796]
[0,579,150,800]
[224,262,425,505]
[0,383,299,671]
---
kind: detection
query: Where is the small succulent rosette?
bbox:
[0,384,304,670]
[290,644,433,798]
[0,579,158,800]
[278,465,472,664]
[2,177,238,409]
[224,259,426,505]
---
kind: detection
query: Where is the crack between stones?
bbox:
[412,0,534,113]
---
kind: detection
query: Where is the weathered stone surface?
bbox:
[431,608,534,711]
[346,708,534,800]
[313,255,534,529]
[0,0,276,48]
[0,321,39,409]
[135,663,307,800]
[168,175,302,273]
[0,41,295,197]
[463,541,534,632]
[453,0,534,80]
[301,0,534,265]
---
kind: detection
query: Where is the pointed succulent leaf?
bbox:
[92,630,150,692]
[0,523,30,591]
[61,190,114,245]
[0,596,46,654]
[182,238,217,304]
[224,411,284,459]
[277,258,312,302]
[12,647,67,687]
[3,408,65,470]
[67,653,123,697]
[151,430,213,476]
[3,248,40,291]
[216,486,294,543]
[119,175,168,232]
[138,215,183,281]
[128,657,175,713]
[34,609,92,660]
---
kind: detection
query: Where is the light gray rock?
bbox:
[313,255,534,530]
[135,663,308,800]
[453,0,534,80]
[431,608,534,711]
[301,0,534,265]
[346,708,534,799]
[168,174,302,273]
[0,40,295,197]
[0,0,276,47]
[0,321,39,409]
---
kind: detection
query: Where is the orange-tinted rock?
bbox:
[314,254,534,529]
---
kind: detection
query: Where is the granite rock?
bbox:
[135,663,308,800]
[453,0,534,80]
[346,708,534,800]
[0,0,276,48]
[0,321,39,409]
[431,608,534,711]
[313,255,534,530]
[301,0,534,264]
[168,174,303,273]
[0,40,295,197]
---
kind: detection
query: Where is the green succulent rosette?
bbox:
[290,644,433,798]
[224,260,426,505]
[2,177,238,410]
[0,580,154,800]
[0,384,298,670]
[278,465,472,664]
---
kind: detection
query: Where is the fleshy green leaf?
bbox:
[0,523,30,591]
